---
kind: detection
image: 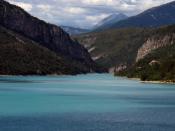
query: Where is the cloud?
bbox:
[6,0,175,28]
[37,4,51,12]
[64,7,86,14]
[85,14,109,25]
[7,0,32,11]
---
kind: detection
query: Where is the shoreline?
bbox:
[141,80,175,84]
[1,74,175,84]
[0,73,84,77]
[126,77,175,84]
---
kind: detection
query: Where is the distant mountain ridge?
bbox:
[94,13,128,31]
[61,26,90,35]
[97,1,175,30]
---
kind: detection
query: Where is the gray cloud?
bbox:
[6,0,175,28]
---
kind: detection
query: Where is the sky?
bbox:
[6,0,175,29]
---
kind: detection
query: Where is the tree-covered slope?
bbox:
[120,43,175,82]
[117,25,175,82]
[75,28,151,71]
[0,0,98,73]
[0,26,88,75]
[76,23,175,82]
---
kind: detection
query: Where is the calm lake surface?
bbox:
[0,73,175,131]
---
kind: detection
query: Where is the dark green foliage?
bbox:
[77,23,175,82]
[76,28,151,69]
[123,44,175,81]
[0,0,99,74]
[0,26,90,75]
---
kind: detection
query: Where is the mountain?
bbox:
[75,28,151,72]
[0,0,101,75]
[104,1,175,30]
[77,24,175,81]
[61,26,90,35]
[0,26,80,75]
[123,44,175,82]
[61,13,128,35]
[94,13,128,31]
[118,25,175,82]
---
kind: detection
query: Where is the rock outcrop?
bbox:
[0,0,98,73]
[0,26,80,75]
[75,28,149,72]
[109,64,127,74]
[136,33,175,62]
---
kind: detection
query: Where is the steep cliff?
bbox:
[136,34,175,62]
[118,25,175,81]
[0,26,81,75]
[0,0,98,73]
[76,28,150,72]
[122,43,175,82]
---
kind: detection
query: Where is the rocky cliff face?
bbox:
[76,28,149,73]
[0,25,82,75]
[136,33,175,62]
[0,0,97,72]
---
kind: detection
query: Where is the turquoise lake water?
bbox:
[0,73,175,131]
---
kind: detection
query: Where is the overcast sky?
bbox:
[6,0,174,29]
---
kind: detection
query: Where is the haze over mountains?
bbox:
[62,0,175,35]
[94,13,128,31]
[61,26,90,35]
[60,13,128,35]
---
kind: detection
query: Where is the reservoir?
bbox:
[0,74,175,131]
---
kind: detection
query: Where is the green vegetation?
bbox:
[76,28,151,69]
[0,26,89,75]
[76,24,175,82]
[117,25,175,82]
[118,43,175,82]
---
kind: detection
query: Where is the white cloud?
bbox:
[6,0,175,28]
[7,0,33,11]
[86,14,109,25]
[37,4,51,12]
[64,7,86,14]
[82,0,115,6]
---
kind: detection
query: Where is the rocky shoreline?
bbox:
[126,77,175,84]
[141,80,175,84]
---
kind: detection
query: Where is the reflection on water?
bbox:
[0,74,175,131]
